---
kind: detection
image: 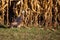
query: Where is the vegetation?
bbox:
[0,26,60,40]
[0,0,60,29]
[0,0,60,40]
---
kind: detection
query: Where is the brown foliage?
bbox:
[0,0,60,29]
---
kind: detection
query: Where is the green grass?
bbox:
[0,26,60,40]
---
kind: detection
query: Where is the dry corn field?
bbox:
[0,0,60,29]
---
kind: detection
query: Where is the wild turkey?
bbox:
[9,15,23,28]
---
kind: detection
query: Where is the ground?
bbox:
[0,26,60,40]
